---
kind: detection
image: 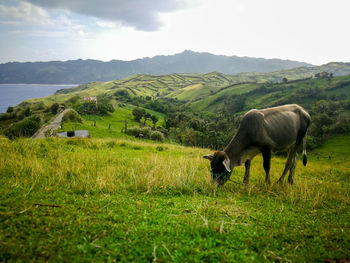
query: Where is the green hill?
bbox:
[1,70,349,150]
[46,71,350,117]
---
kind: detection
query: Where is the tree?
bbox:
[150,115,158,128]
[50,103,59,114]
[6,106,14,113]
[222,94,246,117]
[143,112,151,125]
[24,107,31,117]
[132,107,145,122]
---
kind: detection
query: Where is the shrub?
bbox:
[132,107,146,122]
[32,102,45,111]
[126,126,165,142]
[62,110,82,123]
[24,107,31,117]
[140,127,152,138]
[4,115,42,139]
[0,112,16,121]
[150,131,165,142]
[6,106,14,113]
[126,127,143,137]
[50,103,59,114]
[114,89,130,99]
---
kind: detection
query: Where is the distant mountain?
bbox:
[0,50,313,84]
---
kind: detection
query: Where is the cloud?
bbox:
[0,1,52,25]
[26,0,188,31]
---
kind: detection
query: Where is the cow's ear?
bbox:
[223,156,231,172]
[202,154,214,161]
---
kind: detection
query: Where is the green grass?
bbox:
[57,105,165,139]
[312,135,350,162]
[1,136,349,262]
[17,72,350,117]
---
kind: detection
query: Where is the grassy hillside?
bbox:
[188,74,350,112]
[1,71,349,151]
[0,136,349,261]
[57,105,165,139]
[26,70,349,111]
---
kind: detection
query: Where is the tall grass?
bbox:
[1,136,348,205]
[1,136,349,262]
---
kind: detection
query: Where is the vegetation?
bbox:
[73,99,114,116]
[1,72,350,150]
[3,115,42,139]
[0,137,349,262]
[1,67,350,261]
[62,109,82,123]
[126,126,165,142]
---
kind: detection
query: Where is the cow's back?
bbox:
[240,104,310,151]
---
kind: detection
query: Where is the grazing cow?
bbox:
[203,104,310,185]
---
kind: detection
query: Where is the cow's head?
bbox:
[203,151,231,185]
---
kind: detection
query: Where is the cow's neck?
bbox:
[223,132,247,167]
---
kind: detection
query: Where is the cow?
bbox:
[203,104,310,185]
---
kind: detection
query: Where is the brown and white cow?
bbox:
[203,104,311,185]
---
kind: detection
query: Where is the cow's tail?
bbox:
[302,134,307,166]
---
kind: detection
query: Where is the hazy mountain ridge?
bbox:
[0,50,312,84]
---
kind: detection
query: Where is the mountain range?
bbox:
[0,50,313,84]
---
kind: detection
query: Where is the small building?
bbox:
[57,130,90,138]
[84,96,97,102]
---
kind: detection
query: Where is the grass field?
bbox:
[56,105,165,140]
[0,136,349,262]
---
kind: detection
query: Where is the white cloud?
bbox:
[96,20,116,28]
[0,1,52,25]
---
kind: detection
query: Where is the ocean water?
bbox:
[0,84,77,113]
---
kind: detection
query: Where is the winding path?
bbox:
[32,109,71,139]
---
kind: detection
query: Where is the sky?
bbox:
[0,0,349,65]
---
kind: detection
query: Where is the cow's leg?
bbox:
[277,147,296,184]
[262,147,271,184]
[288,154,298,185]
[243,160,251,184]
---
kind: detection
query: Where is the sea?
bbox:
[0,84,77,113]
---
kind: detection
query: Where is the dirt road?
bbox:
[32,109,71,139]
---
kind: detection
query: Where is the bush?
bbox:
[32,102,45,111]
[50,103,59,114]
[132,107,146,122]
[150,131,165,142]
[62,110,82,123]
[140,127,152,138]
[126,127,143,137]
[127,127,151,138]
[126,126,164,142]
[24,107,31,117]
[6,106,14,113]
[0,112,16,121]
[4,115,42,139]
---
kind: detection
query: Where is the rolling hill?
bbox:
[47,71,350,112]
[1,69,349,150]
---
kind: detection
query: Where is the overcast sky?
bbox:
[0,0,349,65]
